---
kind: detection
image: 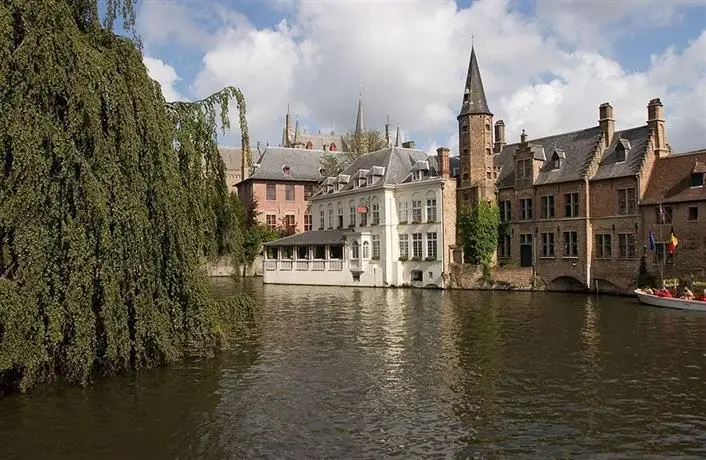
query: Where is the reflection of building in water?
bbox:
[379,289,407,392]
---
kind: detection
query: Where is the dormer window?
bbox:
[692,172,705,187]
[615,138,631,163]
[326,184,334,194]
[463,88,469,103]
[551,148,565,170]
[414,170,424,181]
[356,177,367,188]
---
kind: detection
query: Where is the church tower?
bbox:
[457,46,495,205]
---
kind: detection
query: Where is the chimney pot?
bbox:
[494,120,506,153]
[520,129,528,144]
[436,147,450,179]
[599,102,615,148]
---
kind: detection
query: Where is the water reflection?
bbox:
[4,280,706,458]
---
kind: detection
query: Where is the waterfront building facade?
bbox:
[460,46,684,293]
[263,146,457,288]
[237,147,343,234]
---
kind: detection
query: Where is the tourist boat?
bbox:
[634,288,706,312]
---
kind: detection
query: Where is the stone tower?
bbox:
[457,46,495,205]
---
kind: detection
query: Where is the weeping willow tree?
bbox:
[0,0,255,394]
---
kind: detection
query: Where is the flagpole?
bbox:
[658,202,665,289]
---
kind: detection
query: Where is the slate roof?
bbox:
[291,132,344,152]
[219,147,245,171]
[263,229,349,247]
[590,126,651,181]
[641,149,706,205]
[244,147,346,182]
[494,125,653,188]
[312,146,437,198]
[495,126,602,188]
[458,47,492,118]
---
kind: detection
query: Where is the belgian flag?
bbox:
[667,227,679,255]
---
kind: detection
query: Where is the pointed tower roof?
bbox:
[395,124,401,147]
[458,46,492,118]
[294,116,301,143]
[355,86,365,135]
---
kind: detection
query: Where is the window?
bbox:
[304,184,314,200]
[399,234,409,260]
[372,235,380,259]
[411,270,423,282]
[552,156,561,170]
[618,188,636,215]
[304,214,312,232]
[337,208,344,228]
[541,232,555,257]
[412,233,423,259]
[499,234,511,258]
[327,208,334,229]
[689,206,699,221]
[399,201,409,223]
[330,245,343,259]
[426,232,437,260]
[540,195,555,219]
[362,241,370,259]
[266,214,277,230]
[618,233,636,259]
[349,205,356,227]
[352,241,360,259]
[319,210,325,230]
[517,159,531,181]
[266,184,276,200]
[426,199,437,222]
[596,234,612,259]
[563,231,578,257]
[615,146,626,163]
[412,200,422,223]
[356,177,367,188]
[656,206,673,224]
[285,184,295,201]
[372,203,380,225]
[520,198,533,220]
[283,214,296,233]
[500,200,512,222]
[297,246,308,259]
[314,245,325,259]
[359,208,368,226]
[564,192,579,217]
[692,173,705,187]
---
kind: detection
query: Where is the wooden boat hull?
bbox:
[634,289,706,312]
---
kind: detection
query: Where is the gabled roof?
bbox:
[495,126,602,188]
[311,146,437,198]
[245,147,345,182]
[263,229,349,247]
[458,46,492,118]
[642,149,706,205]
[590,126,651,181]
[219,146,246,170]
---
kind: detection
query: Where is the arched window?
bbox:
[337,202,344,228]
[362,241,370,259]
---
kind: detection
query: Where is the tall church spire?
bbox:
[395,124,401,147]
[458,46,492,118]
[355,85,365,135]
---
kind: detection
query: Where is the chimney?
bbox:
[599,102,615,148]
[402,141,415,149]
[520,129,528,144]
[494,120,506,153]
[436,147,450,179]
[647,98,668,157]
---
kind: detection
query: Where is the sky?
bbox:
[137,0,706,156]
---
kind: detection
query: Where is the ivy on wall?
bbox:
[458,201,500,265]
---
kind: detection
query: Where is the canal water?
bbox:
[2,279,706,459]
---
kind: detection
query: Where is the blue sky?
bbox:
[136,0,706,154]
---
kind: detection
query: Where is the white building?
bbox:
[263,145,457,288]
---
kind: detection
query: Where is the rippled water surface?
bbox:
[3,279,706,459]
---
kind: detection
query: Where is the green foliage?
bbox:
[0,0,254,394]
[320,152,346,178]
[458,201,500,265]
[341,129,389,159]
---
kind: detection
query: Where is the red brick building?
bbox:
[457,46,697,293]
[640,149,706,281]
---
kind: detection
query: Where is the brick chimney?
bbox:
[599,102,615,148]
[436,147,450,179]
[402,141,415,149]
[647,98,668,157]
[494,120,506,153]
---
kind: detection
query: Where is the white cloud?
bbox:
[140,0,706,153]
[143,57,184,102]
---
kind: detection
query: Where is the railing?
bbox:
[265,259,351,272]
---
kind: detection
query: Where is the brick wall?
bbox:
[251,180,313,233]
[448,263,533,290]
[441,177,458,280]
